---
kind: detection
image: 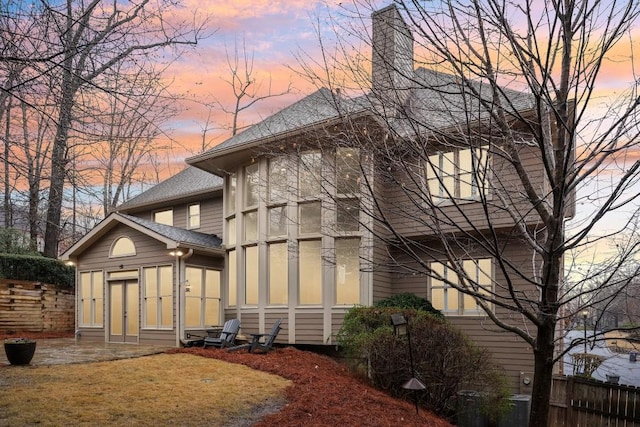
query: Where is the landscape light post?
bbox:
[582,310,589,354]
[391,313,426,415]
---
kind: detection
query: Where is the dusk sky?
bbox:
[156,1,639,265]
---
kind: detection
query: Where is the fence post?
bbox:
[565,375,575,427]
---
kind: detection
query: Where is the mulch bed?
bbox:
[172,346,454,427]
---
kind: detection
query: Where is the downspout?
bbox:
[175,248,194,347]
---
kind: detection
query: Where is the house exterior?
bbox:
[61,5,565,392]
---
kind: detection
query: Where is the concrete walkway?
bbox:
[2,338,173,366]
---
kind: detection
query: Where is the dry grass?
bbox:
[0,353,290,426]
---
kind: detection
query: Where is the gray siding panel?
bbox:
[294,312,324,344]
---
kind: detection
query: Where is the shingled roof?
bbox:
[120,214,222,249]
[117,166,223,211]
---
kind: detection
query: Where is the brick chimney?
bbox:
[371,5,414,113]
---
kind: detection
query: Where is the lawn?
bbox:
[1,335,452,426]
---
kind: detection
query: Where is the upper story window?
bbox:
[336,148,360,194]
[110,236,136,257]
[426,146,488,203]
[269,157,288,203]
[244,163,260,208]
[226,173,237,214]
[299,151,321,198]
[188,203,201,229]
[430,258,492,316]
[153,209,173,226]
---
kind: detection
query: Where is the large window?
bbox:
[228,250,237,307]
[269,242,288,305]
[226,173,237,213]
[185,267,221,328]
[143,266,173,328]
[426,146,488,202]
[226,217,236,246]
[335,239,360,305]
[79,271,103,327]
[299,202,321,234]
[245,246,259,305]
[244,210,258,241]
[269,157,288,202]
[336,148,360,194]
[430,258,492,315]
[299,151,321,198]
[244,163,260,207]
[299,240,322,305]
[188,204,201,229]
[268,206,287,237]
[153,209,173,226]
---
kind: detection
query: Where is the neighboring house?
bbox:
[61,5,558,392]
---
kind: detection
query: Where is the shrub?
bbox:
[336,306,509,422]
[0,254,75,289]
[374,293,443,318]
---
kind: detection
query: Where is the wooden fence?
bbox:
[549,375,640,426]
[0,279,74,332]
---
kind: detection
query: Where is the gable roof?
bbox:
[117,166,223,212]
[60,213,223,261]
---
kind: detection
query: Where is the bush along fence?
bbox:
[0,280,74,332]
[549,375,640,426]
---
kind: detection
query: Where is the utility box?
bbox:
[498,394,531,427]
[456,391,488,427]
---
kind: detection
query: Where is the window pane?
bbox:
[431,288,444,310]
[442,152,455,196]
[427,153,442,199]
[189,204,201,229]
[185,267,202,328]
[110,284,123,335]
[186,267,202,297]
[459,149,473,198]
[94,270,104,325]
[244,211,258,241]
[228,250,237,307]
[337,199,359,231]
[268,206,287,237]
[206,270,221,299]
[299,151,321,197]
[227,173,236,213]
[245,246,259,305]
[227,217,236,246]
[336,239,360,305]
[154,210,173,226]
[299,202,321,234]
[245,163,260,207]
[126,283,138,336]
[80,273,91,326]
[336,148,360,194]
[144,268,158,327]
[205,270,221,325]
[269,243,288,305]
[299,240,322,304]
[160,266,173,328]
[269,157,288,202]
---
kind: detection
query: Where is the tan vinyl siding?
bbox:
[385,143,547,237]
[294,311,324,344]
[239,312,259,337]
[138,330,177,346]
[389,238,536,392]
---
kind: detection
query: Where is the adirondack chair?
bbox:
[228,318,282,353]
[203,318,240,349]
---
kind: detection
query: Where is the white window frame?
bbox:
[429,258,493,316]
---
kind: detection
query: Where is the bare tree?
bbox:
[198,36,295,148]
[286,1,640,425]
[34,0,205,257]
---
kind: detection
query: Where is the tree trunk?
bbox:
[529,321,556,427]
